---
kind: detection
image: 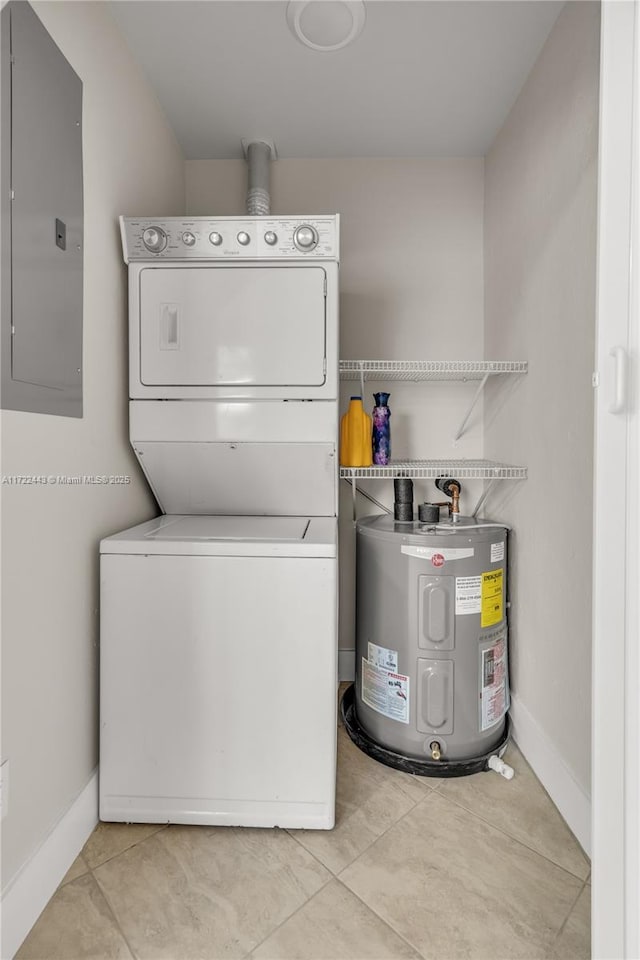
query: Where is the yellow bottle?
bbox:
[340,396,373,467]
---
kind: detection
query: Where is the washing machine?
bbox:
[99,216,339,829]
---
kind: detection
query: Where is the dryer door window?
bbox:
[139,265,326,387]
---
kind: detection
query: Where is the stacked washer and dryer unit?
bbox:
[100,216,340,829]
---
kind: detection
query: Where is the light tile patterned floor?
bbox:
[17,687,590,960]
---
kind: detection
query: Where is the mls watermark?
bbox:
[1,475,132,486]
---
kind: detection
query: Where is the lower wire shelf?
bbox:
[339,459,527,480]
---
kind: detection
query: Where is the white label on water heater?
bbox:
[367,642,398,672]
[480,635,509,731]
[362,659,410,724]
[491,541,505,563]
[455,575,482,615]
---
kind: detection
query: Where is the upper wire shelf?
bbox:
[339,360,528,381]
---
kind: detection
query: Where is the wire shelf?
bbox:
[339,360,528,381]
[339,459,527,480]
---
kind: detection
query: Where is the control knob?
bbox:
[209,232,223,246]
[237,231,251,246]
[264,231,278,246]
[182,231,196,247]
[293,224,318,251]
[142,226,167,253]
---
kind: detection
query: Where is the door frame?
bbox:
[592,2,640,957]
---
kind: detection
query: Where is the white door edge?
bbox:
[592,2,640,957]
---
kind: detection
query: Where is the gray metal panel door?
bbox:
[1,6,11,363]
[417,659,454,736]
[3,2,83,414]
[418,575,455,650]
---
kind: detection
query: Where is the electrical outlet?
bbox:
[0,759,9,820]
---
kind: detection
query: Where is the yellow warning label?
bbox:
[481,569,503,628]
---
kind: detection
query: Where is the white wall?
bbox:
[484,1,600,812]
[187,158,485,655]
[0,0,184,899]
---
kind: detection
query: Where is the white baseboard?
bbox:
[1,769,99,959]
[509,694,591,856]
[338,648,355,682]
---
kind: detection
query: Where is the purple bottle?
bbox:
[372,392,391,465]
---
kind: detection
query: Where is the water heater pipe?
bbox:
[245,140,273,216]
[440,522,512,532]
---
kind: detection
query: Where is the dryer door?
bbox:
[139,264,326,388]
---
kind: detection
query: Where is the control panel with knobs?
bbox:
[121,216,339,262]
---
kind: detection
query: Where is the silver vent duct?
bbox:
[243,140,274,216]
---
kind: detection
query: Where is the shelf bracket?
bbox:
[453,373,490,442]
[359,362,365,399]
[343,476,395,522]
[472,478,497,518]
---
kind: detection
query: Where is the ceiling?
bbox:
[109,0,564,159]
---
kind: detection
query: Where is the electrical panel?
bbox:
[1,2,83,417]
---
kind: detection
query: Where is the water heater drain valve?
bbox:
[487,755,515,780]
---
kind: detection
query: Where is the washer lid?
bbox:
[144,516,309,542]
[100,515,337,558]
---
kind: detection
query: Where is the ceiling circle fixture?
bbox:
[286,1,366,53]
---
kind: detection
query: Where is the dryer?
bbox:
[99,216,339,829]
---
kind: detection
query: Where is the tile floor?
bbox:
[17,687,590,960]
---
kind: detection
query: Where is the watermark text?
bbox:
[1,475,132,486]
